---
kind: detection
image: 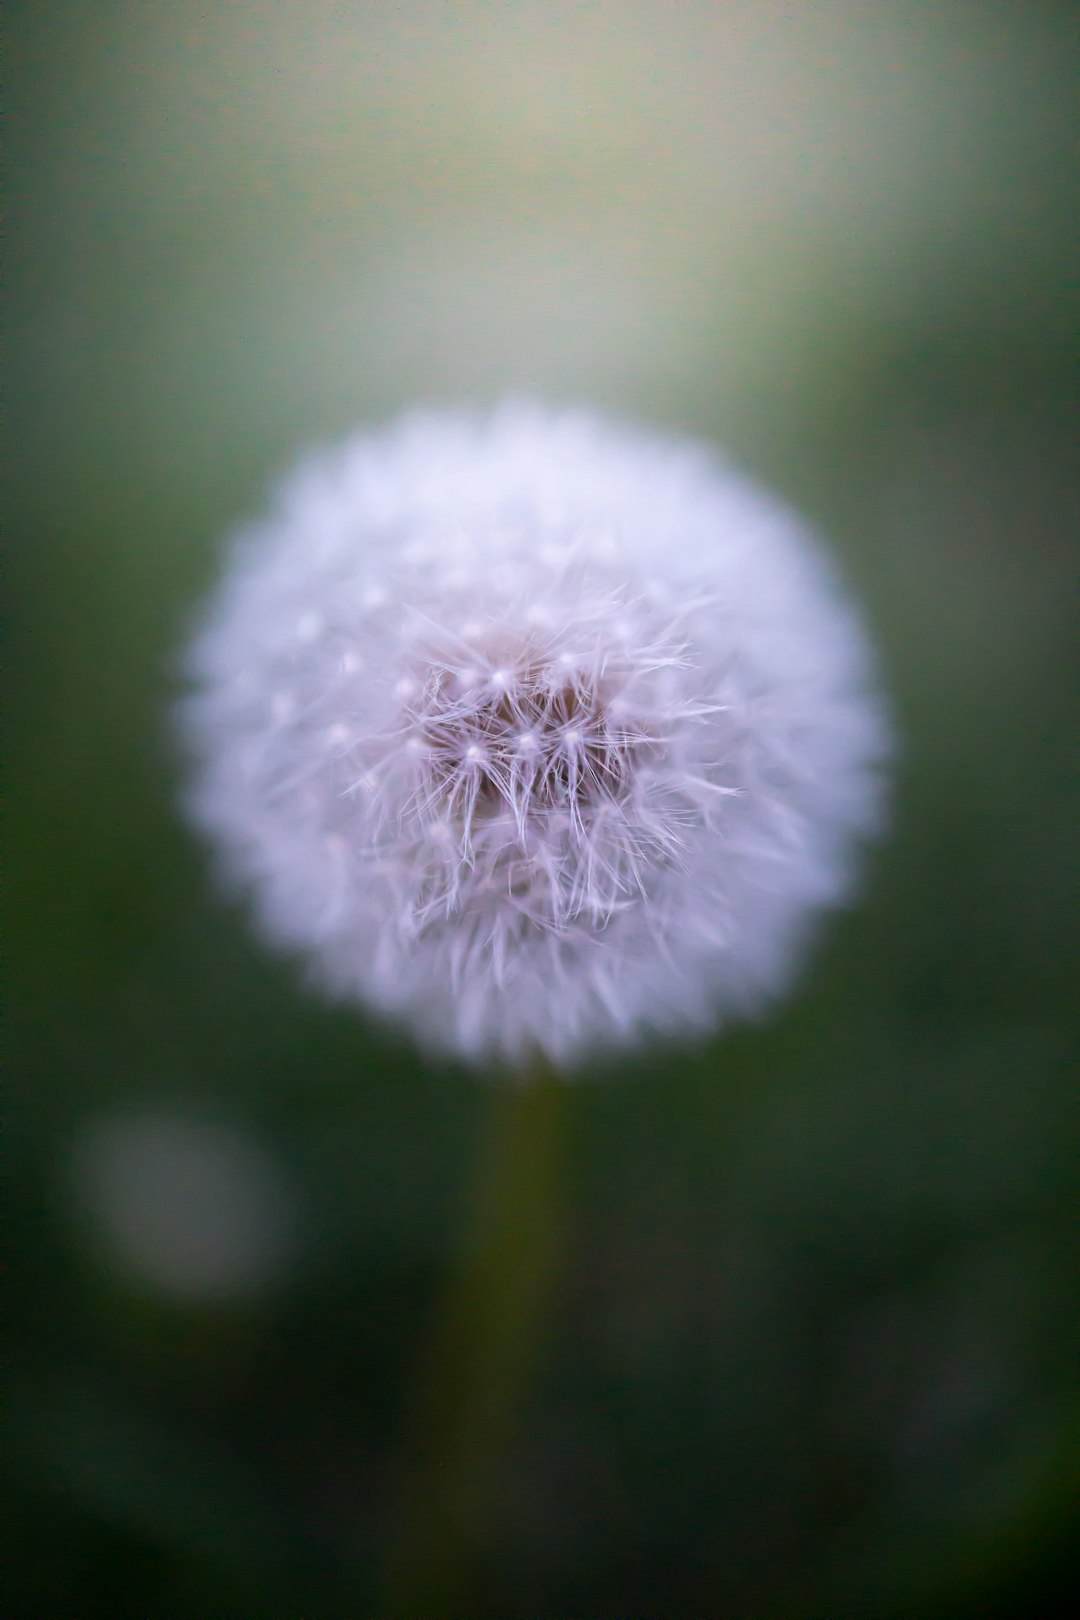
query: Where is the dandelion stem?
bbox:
[381,1068,570,1614]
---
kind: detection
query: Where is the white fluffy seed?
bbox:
[179,403,889,1069]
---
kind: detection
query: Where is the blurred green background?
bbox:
[9,3,1079,1615]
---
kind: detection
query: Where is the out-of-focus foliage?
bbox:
[8,3,1078,1615]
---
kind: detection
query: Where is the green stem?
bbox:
[381,1071,570,1614]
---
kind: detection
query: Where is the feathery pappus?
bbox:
[180,404,889,1068]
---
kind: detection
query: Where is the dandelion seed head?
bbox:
[180,403,889,1068]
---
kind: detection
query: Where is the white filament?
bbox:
[180,404,889,1067]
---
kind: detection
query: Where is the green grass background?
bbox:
[9,3,1078,1614]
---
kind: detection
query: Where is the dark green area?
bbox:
[9,4,1078,1614]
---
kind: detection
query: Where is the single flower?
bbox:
[180,404,889,1068]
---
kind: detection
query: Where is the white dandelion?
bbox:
[179,403,889,1068]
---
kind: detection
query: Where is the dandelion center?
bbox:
[404,644,652,834]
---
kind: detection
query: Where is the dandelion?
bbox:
[180,403,888,1068]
